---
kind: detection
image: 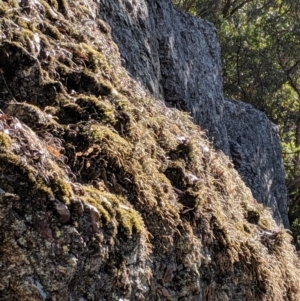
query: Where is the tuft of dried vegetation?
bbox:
[0,0,300,300]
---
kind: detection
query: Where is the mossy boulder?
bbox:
[0,0,299,300]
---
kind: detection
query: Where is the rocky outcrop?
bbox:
[99,0,227,152]
[225,99,289,227]
[0,0,299,300]
[98,0,288,227]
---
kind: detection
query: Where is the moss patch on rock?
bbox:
[0,0,299,300]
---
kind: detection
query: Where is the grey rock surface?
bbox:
[98,0,289,226]
[98,0,229,154]
[225,99,289,227]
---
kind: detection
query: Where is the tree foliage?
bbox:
[173,0,300,247]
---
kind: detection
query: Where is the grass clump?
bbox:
[0,152,37,184]
[87,124,132,166]
[0,132,12,149]
[0,151,53,199]
[81,69,113,96]
[80,43,111,73]
[39,0,60,20]
[82,185,144,237]
[40,21,62,40]
[50,176,72,204]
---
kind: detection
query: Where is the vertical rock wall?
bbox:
[98,0,289,226]
[225,99,289,227]
[98,0,228,153]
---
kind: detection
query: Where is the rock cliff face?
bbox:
[225,99,289,227]
[98,0,228,153]
[98,0,289,227]
[0,0,299,301]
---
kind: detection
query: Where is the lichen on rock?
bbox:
[0,0,299,300]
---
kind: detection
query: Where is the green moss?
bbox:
[82,195,112,224]
[89,125,129,148]
[156,173,172,194]
[0,152,55,201]
[80,43,111,73]
[259,217,272,230]
[108,200,144,236]
[6,103,51,129]
[16,17,37,31]
[50,176,72,204]
[7,0,19,6]
[0,0,18,16]
[39,35,51,48]
[12,29,35,50]
[57,59,75,71]
[76,94,116,124]
[87,124,132,167]
[0,3,10,17]
[68,28,87,42]
[83,186,115,216]
[0,132,12,150]
[185,140,199,162]
[82,186,143,237]
[35,180,54,198]
[0,152,37,184]
[116,207,143,236]
[233,221,253,235]
[81,69,113,96]
[39,0,59,20]
[42,21,62,40]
